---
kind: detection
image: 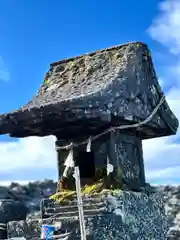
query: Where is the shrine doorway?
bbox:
[75,151,95,186]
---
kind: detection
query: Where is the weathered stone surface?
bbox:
[95,131,145,188]
[7,219,41,240]
[0,181,179,238]
[0,42,178,138]
[56,130,146,189]
[7,191,168,240]
[94,130,145,188]
[0,200,27,239]
[0,186,24,200]
[0,200,27,224]
[162,185,180,239]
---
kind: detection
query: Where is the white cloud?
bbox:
[148,0,180,55]
[144,88,180,183]
[145,0,180,184]
[0,56,10,82]
[0,136,57,177]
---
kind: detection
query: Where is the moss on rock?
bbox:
[50,179,122,204]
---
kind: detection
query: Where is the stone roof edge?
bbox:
[50,41,148,67]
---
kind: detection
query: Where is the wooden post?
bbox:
[74,166,87,240]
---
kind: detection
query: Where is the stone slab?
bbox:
[7,191,168,240]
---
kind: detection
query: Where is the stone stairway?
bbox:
[42,196,106,221]
[39,196,106,239]
[7,196,107,239]
[7,191,169,240]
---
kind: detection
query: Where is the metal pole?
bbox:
[74,166,87,240]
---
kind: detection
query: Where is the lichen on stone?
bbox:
[50,179,122,204]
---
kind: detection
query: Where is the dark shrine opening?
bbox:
[75,151,95,185]
[61,148,108,191]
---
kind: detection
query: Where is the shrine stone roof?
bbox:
[0,42,178,139]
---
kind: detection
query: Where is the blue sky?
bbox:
[0,0,179,185]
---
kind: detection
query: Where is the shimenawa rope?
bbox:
[56,94,165,151]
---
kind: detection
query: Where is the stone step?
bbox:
[44,208,104,218]
[47,196,104,208]
[74,196,104,203]
[45,202,105,214]
[43,213,104,222]
[52,232,72,240]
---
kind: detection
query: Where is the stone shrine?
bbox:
[0,42,178,239]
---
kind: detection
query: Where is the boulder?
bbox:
[0,199,27,224]
[0,199,27,239]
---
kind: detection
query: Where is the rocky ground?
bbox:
[0,181,179,239]
[159,185,180,239]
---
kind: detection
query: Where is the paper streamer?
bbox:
[107,156,114,175]
[63,148,75,177]
[64,148,74,167]
[86,137,92,152]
